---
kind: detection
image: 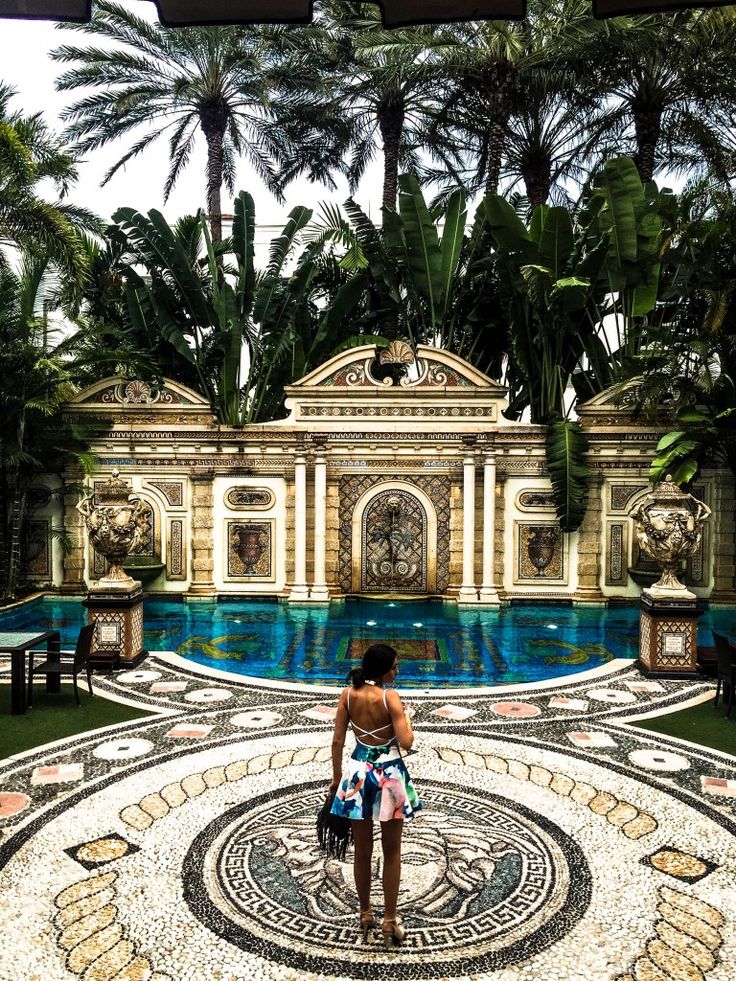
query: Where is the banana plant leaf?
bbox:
[545,419,590,532]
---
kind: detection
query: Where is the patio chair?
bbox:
[712,632,735,719]
[27,623,96,708]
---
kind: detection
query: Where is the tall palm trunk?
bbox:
[523,159,552,208]
[378,96,405,214]
[482,64,516,195]
[200,101,228,244]
[0,455,9,597]
[633,106,662,184]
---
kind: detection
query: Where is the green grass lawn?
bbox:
[0,682,155,759]
[631,697,736,757]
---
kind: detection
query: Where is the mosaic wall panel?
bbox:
[225,487,274,510]
[605,521,629,586]
[226,520,274,581]
[609,484,647,513]
[361,488,428,593]
[24,519,51,578]
[514,522,565,583]
[146,480,183,508]
[639,615,652,669]
[167,518,186,580]
[685,484,707,586]
[338,474,450,594]
[516,489,556,512]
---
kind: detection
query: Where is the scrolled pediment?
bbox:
[288,344,505,394]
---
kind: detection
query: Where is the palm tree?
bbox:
[578,10,736,184]
[52,0,283,242]
[429,0,591,197]
[0,83,97,280]
[274,2,452,214]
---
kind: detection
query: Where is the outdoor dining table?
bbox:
[0,630,60,716]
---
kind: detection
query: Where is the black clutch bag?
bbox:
[317,791,353,861]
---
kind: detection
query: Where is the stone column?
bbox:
[188,472,216,599]
[60,464,86,593]
[289,455,310,602]
[458,454,479,603]
[310,453,330,602]
[710,472,736,602]
[479,454,500,604]
[574,473,605,604]
[494,472,507,597]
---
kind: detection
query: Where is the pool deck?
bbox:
[0,656,734,980]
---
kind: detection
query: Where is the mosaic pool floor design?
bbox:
[1,652,734,980]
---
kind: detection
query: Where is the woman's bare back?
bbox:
[347,686,394,745]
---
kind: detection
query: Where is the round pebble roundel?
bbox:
[183,780,591,979]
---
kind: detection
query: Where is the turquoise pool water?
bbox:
[1,596,731,687]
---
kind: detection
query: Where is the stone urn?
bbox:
[77,470,146,589]
[232,525,266,575]
[629,475,711,600]
[527,527,559,577]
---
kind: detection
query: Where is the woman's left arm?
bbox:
[329,688,350,792]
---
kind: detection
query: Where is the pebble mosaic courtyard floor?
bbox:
[1,655,735,981]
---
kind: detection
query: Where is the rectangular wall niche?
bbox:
[514,522,565,583]
[225,520,274,581]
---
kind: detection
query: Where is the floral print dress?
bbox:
[330,687,422,822]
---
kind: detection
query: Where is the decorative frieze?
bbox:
[516,489,556,512]
[225,487,275,510]
[605,521,629,586]
[167,519,185,580]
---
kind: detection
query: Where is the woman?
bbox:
[328,643,421,948]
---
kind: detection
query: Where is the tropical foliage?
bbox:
[106,191,376,425]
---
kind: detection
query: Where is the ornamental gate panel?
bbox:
[361,489,428,593]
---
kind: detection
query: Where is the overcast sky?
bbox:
[0,3,382,237]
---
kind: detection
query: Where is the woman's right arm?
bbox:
[386,690,414,751]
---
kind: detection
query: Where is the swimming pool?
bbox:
[2,596,730,687]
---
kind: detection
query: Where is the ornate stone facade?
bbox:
[49,346,725,605]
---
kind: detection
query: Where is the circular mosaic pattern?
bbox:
[586,688,637,704]
[117,670,161,684]
[491,701,542,718]
[628,749,691,772]
[93,738,154,761]
[184,688,234,704]
[230,711,283,729]
[183,781,591,979]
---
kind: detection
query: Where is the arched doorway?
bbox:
[352,485,437,594]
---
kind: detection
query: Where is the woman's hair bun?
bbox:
[348,666,366,688]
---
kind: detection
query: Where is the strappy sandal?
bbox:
[360,909,376,941]
[382,915,406,948]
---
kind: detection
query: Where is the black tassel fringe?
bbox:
[317,792,353,861]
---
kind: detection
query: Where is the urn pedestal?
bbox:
[77,470,148,668]
[84,583,147,668]
[636,592,701,678]
[629,476,710,679]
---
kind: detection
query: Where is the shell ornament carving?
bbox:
[379,340,415,365]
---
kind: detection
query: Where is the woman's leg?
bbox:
[351,819,374,912]
[379,819,403,921]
